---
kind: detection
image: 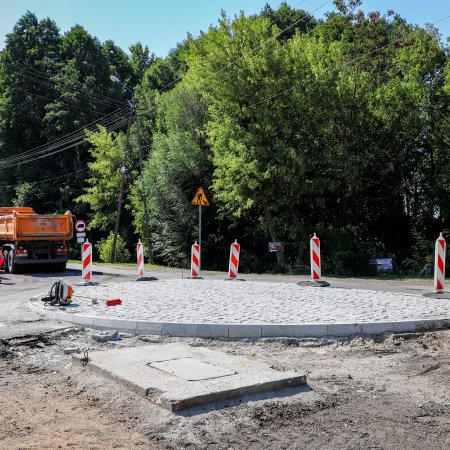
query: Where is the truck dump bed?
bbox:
[0,207,73,241]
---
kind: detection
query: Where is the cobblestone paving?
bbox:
[40,280,450,324]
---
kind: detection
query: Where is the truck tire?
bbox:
[7,250,20,274]
[3,250,9,273]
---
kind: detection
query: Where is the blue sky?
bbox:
[1,1,449,56]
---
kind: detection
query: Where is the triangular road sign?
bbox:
[191,187,210,206]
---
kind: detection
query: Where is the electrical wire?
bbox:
[199,1,333,92]
[9,67,123,110]
[8,62,125,109]
[0,111,129,167]
[14,60,126,107]
[0,118,129,168]
[10,85,119,115]
[0,108,127,165]
[240,13,450,112]
[158,0,331,93]
[2,107,126,152]
[0,116,130,168]
[6,66,125,111]
[0,168,87,188]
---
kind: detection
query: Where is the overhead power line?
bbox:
[0,115,130,168]
[11,85,119,115]
[10,61,125,108]
[16,60,126,106]
[0,108,127,164]
[0,109,129,167]
[240,12,450,112]
[7,65,125,111]
[0,168,87,189]
[0,116,129,167]
[1,118,127,166]
[158,0,332,93]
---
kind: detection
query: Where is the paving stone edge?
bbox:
[28,296,450,338]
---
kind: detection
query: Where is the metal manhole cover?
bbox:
[148,357,236,381]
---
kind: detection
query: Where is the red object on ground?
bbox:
[105,299,122,306]
[0,254,4,270]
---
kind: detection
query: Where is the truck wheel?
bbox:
[3,250,10,273]
[7,250,19,274]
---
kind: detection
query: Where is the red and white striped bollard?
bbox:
[137,239,144,278]
[310,233,321,280]
[82,239,92,282]
[228,240,240,279]
[191,241,200,278]
[434,232,446,292]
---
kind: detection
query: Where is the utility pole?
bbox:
[111,105,133,263]
[135,112,153,263]
[110,75,153,264]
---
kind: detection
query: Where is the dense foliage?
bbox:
[1,2,449,274]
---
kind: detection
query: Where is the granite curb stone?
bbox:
[28,295,450,338]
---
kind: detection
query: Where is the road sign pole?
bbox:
[191,187,209,272]
[199,205,202,269]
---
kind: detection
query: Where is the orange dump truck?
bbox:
[0,207,73,273]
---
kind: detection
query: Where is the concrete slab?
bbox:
[149,358,236,380]
[72,343,307,412]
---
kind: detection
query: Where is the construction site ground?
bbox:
[1,326,449,449]
[0,266,449,449]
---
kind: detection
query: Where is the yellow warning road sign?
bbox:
[191,187,210,206]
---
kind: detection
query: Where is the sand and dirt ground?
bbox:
[1,326,449,449]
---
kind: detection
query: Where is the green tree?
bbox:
[129,83,213,266]
[76,125,137,234]
[129,42,154,86]
[186,13,318,266]
[0,11,61,208]
[96,231,131,263]
[261,2,316,39]
[140,38,192,93]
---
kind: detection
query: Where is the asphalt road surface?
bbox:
[0,268,131,339]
